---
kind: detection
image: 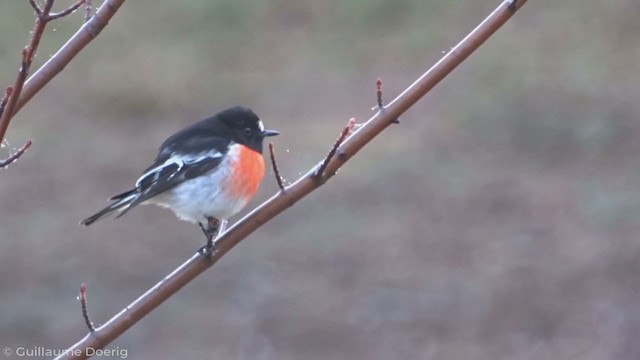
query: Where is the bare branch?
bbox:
[268,142,285,191]
[54,1,527,358]
[78,284,95,332]
[13,0,127,118]
[47,0,87,21]
[0,0,126,168]
[0,0,94,153]
[0,140,32,169]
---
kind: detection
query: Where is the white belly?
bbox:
[146,154,248,224]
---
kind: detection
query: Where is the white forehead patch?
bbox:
[258,120,265,132]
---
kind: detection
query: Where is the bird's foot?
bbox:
[198,216,220,258]
[198,237,216,258]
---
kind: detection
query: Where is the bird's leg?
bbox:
[218,219,228,235]
[198,216,220,257]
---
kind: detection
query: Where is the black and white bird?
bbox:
[81,106,279,254]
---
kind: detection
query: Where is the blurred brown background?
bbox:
[2,1,640,359]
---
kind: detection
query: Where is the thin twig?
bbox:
[29,0,43,16]
[0,88,12,120]
[314,119,353,179]
[375,77,399,124]
[0,140,32,169]
[0,49,34,144]
[376,77,383,109]
[78,284,95,332]
[268,142,285,191]
[84,0,93,22]
[47,0,87,21]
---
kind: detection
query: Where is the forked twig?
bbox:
[15,0,128,116]
[29,0,43,16]
[0,0,123,169]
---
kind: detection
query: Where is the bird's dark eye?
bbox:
[243,127,253,136]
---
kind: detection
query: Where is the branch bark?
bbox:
[0,0,53,150]
[14,0,127,117]
[56,0,526,358]
[0,0,126,168]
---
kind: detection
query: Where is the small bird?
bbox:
[81,106,279,255]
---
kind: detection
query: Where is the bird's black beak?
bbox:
[262,129,279,137]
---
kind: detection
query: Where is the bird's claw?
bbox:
[198,238,216,258]
[198,216,220,258]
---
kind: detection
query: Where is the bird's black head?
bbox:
[214,106,279,153]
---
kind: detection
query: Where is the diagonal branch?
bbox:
[0,0,127,165]
[13,0,127,118]
[55,0,527,358]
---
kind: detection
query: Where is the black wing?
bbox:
[81,128,231,225]
[115,148,224,217]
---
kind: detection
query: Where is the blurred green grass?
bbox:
[1,0,640,359]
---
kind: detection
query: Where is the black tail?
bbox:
[80,190,138,226]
